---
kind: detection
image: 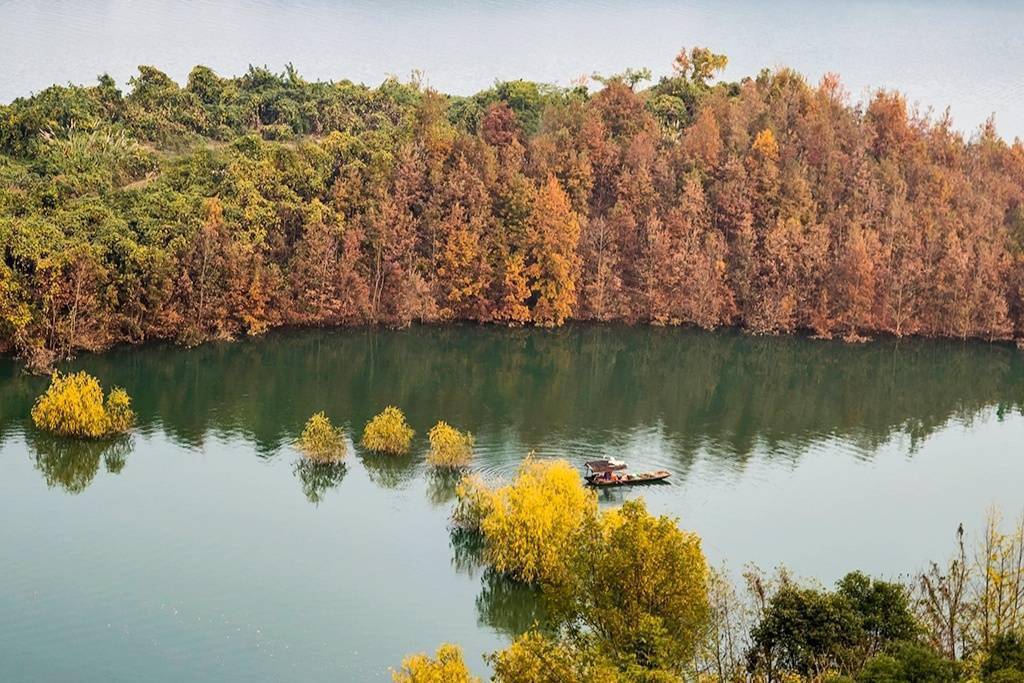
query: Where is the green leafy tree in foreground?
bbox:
[983,632,1024,682]
[548,499,710,674]
[749,571,918,678]
[856,641,961,683]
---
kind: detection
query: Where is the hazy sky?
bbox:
[2,0,1022,138]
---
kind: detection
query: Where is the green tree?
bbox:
[550,499,710,674]
[750,572,920,678]
[984,633,1024,681]
[857,642,960,683]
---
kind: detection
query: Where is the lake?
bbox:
[1,325,1023,680]
[1,0,1023,139]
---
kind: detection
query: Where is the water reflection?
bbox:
[293,459,348,504]
[450,528,487,577]
[1,325,1023,495]
[475,569,546,639]
[358,452,418,490]
[25,433,132,494]
[449,528,546,638]
[426,468,465,507]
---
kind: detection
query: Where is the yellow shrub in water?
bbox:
[104,388,135,434]
[31,371,136,438]
[391,643,479,683]
[297,411,346,463]
[453,473,495,531]
[480,457,597,585]
[361,406,414,455]
[426,421,474,467]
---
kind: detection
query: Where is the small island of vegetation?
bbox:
[296,410,347,463]
[427,420,475,468]
[361,405,415,455]
[31,370,135,438]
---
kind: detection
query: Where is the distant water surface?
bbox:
[1,0,1022,138]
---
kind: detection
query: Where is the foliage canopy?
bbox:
[361,406,415,455]
[4,52,1023,371]
[476,457,597,585]
[427,420,474,467]
[31,371,136,438]
[391,643,479,683]
[297,411,346,463]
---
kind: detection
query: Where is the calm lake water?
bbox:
[1,0,1023,139]
[1,325,1024,679]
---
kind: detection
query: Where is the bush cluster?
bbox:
[31,371,136,438]
[296,411,346,463]
[426,421,475,467]
[361,406,415,455]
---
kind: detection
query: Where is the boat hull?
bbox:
[586,471,671,487]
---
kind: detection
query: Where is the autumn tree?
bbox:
[463,457,597,585]
[525,176,581,326]
[391,643,478,683]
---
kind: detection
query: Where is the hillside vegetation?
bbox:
[2,49,1023,369]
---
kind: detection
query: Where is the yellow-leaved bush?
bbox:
[361,406,415,455]
[297,411,346,463]
[426,421,474,467]
[31,371,136,438]
[473,457,597,585]
[452,473,494,532]
[391,643,479,683]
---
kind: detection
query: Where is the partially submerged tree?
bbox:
[476,457,596,585]
[296,411,346,463]
[426,420,475,468]
[361,406,415,455]
[31,371,136,438]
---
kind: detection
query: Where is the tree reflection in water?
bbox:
[357,451,418,489]
[3,325,1024,494]
[474,568,547,638]
[25,433,132,494]
[293,459,348,504]
[449,528,547,638]
[426,468,465,506]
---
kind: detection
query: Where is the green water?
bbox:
[2,325,1023,680]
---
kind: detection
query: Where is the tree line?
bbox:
[2,48,1023,370]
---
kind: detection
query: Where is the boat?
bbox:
[584,458,627,473]
[584,459,670,487]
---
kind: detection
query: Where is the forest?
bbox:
[2,48,1024,370]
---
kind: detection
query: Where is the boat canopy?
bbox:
[584,459,626,473]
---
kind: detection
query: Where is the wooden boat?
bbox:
[584,459,670,487]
